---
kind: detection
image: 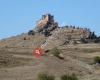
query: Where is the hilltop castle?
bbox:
[28,14,97,40]
[35,14,58,36]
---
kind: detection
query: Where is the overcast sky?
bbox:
[0,0,100,39]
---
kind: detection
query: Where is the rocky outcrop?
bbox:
[41,27,97,50]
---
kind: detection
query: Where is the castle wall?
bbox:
[36,14,55,28]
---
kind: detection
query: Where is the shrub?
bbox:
[37,72,55,80]
[80,38,88,43]
[23,37,26,40]
[94,56,100,64]
[94,38,100,43]
[28,30,35,35]
[50,47,63,59]
[61,74,78,80]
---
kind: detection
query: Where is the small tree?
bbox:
[61,74,78,80]
[89,32,97,39]
[37,72,55,80]
[94,56,100,64]
[50,47,63,59]
[80,38,88,43]
[94,38,100,43]
[28,30,35,35]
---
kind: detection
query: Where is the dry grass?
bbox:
[0,50,33,68]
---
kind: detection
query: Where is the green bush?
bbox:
[94,56,100,64]
[50,47,62,59]
[37,72,55,80]
[28,30,35,35]
[80,38,88,43]
[61,74,78,80]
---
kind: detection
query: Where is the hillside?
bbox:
[0,14,100,80]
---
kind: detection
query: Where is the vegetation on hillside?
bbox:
[37,72,55,80]
[37,72,78,80]
[61,74,78,80]
[94,56,100,64]
[50,47,64,59]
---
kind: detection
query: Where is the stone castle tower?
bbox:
[36,14,58,32]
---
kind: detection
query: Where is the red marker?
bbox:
[32,47,44,58]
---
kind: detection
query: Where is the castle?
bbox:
[36,14,58,33]
[28,14,97,40]
[37,14,54,27]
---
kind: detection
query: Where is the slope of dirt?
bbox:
[0,50,33,68]
[0,28,100,80]
[0,43,100,80]
[0,33,46,53]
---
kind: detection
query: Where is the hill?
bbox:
[0,14,100,80]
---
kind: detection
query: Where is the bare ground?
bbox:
[0,43,100,80]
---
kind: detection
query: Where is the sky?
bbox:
[0,0,100,39]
